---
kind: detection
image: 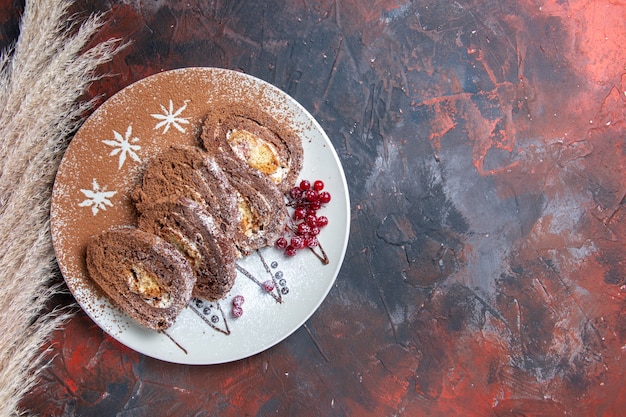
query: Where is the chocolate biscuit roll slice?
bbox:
[85,228,195,330]
[138,198,237,301]
[217,154,289,256]
[201,102,303,193]
[132,145,238,235]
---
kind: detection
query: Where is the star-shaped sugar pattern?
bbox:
[151,99,190,134]
[78,179,117,216]
[102,125,141,169]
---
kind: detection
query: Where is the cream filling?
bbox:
[236,192,258,237]
[227,129,287,184]
[128,265,172,308]
[165,227,201,269]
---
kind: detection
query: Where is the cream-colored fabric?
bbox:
[0,2,123,415]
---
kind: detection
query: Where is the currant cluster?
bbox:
[276,179,331,257]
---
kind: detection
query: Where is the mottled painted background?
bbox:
[2,0,624,415]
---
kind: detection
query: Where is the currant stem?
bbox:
[308,241,329,265]
[236,263,282,303]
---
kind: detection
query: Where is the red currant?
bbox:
[285,245,297,256]
[305,236,319,247]
[231,305,243,318]
[275,237,288,249]
[313,180,325,191]
[305,189,319,202]
[297,223,311,235]
[299,180,311,191]
[232,295,245,307]
[262,280,275,292]
[319,191,331,204]
[309,200,322,210]
[310,226,321,236]
[290,186,303,199]
[293,206,307,220]
[316,215,329,227]
[291,236,305,249]
[306,214,318,227]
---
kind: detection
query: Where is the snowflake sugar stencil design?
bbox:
[151,99,190,134]
[102,125,141,169]
[78,179,117,216]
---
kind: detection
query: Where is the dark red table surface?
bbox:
[4,0,626,416]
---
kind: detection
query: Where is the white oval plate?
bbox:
[51,67,350,364]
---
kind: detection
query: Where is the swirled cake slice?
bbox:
[85,227,195,330]
[137,197,237,301]
[215,153,289,257]
[201,102,303,193]
[131,145,238,235]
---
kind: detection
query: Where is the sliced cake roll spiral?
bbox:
[216,153,289,257]
[201,102,303,193]
[131,145,238,235]
[85,227,196,330]
[137,197,237,301]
